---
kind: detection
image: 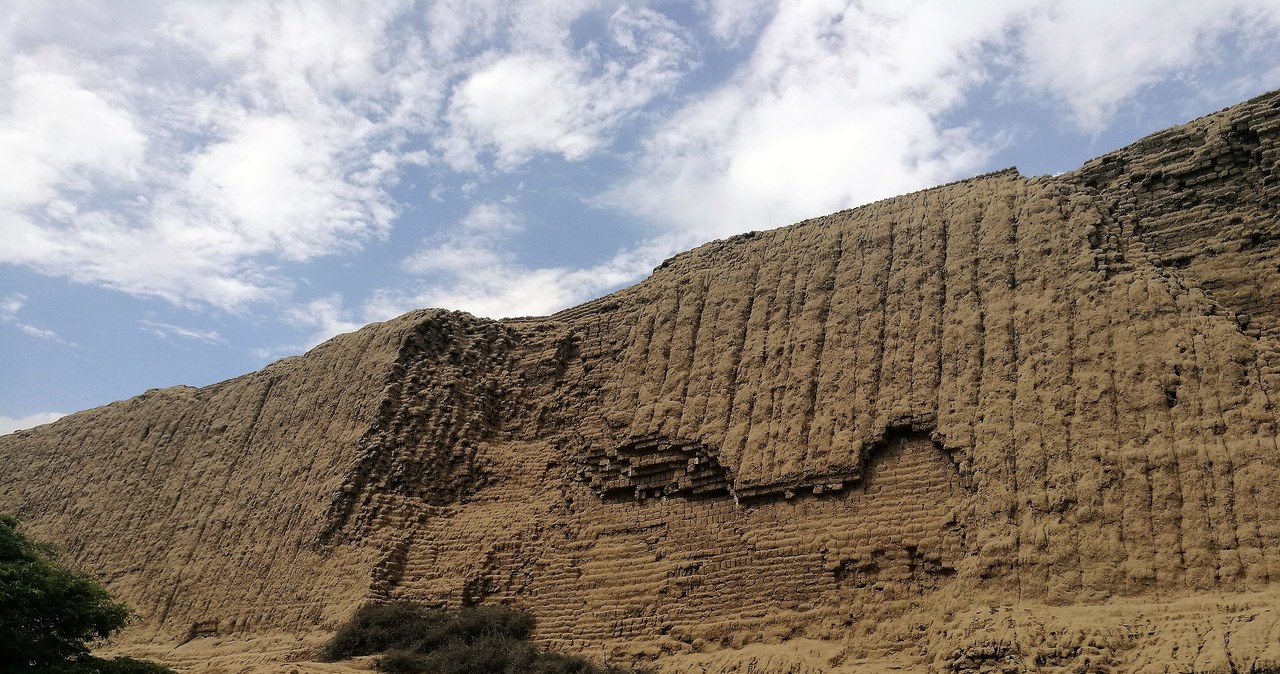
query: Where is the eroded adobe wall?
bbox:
[369,143,1280,667]
[3,93,1280,673]
[0,310,439,640]
[1068,90,1280,340]
[547,167,1280,598]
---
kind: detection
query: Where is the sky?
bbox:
[2,0,1280,435]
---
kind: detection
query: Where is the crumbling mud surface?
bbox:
[5,91,1280,673]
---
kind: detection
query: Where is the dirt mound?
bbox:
[5,91,1280,673]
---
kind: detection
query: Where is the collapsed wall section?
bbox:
[316,311,525,548]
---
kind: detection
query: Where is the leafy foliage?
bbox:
[0,515,174,673]
[319,602,647,674]
[319,602,535,661]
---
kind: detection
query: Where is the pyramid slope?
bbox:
[4,91,1280,672]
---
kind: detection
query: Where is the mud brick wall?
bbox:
[1071,91,1280,338]
[5,91,1280,672]
[0,312,429,640]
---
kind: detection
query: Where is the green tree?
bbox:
[0,515,172,673]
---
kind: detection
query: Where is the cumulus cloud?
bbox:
[1011,0,1280,131]
[0,412,67,436]
[608,0,1016,237]
[0,57,145,209]
[459,202,524,234]
[446,53,605,168]
[289,294,366,345]
[180,114,394,260]
[0,1,702,313]
[1,295,24,320]
[401,201,520,275]
[440,5,694,170]
[366,194,682,322]
[0,4,416,309]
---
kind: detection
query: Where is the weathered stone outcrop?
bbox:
[5,91,1280,673]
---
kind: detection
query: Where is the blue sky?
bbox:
[3,0,1280,434]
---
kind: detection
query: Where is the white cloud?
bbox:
[387,192,680,323]
[609,0,1017,237]
[401,201,521,275]
[402,239,506,276]
[138,319,226,345]
[441,4,694,170]
[0,292,77,346]
[249,292,368,362]
[380,231,679,320]
[0,2,423,310]
[1011,0,1280,132]
[16,323,61,341]
[158,1,415,109]
[181,114,394,260]
[286,294,365,345]
[460,201,523,234]
[0,55,145,209]
[0,294,22,318]
[0,412,67,436]
[700,0,778,44]
[610,0,1280,239]
[0,1,700,312]
[446,53,603,168]
[256,264,596,361]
